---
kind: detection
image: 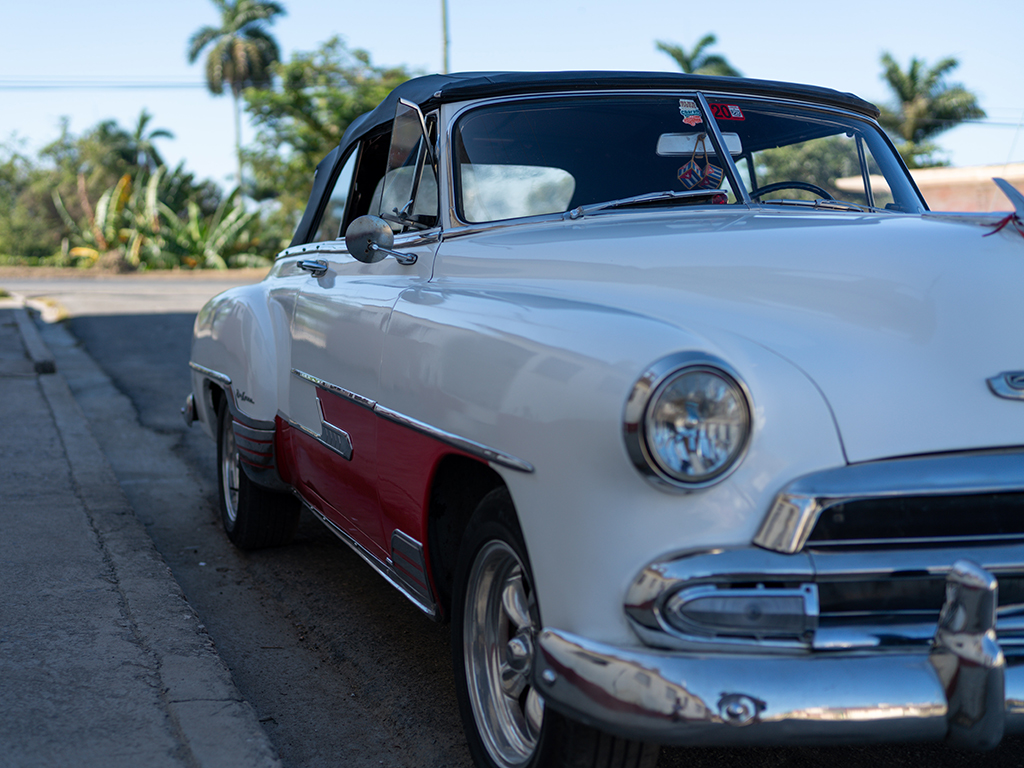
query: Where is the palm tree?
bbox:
[188,0,285,191]
[656,34,741,77]
[128,110,174,173]
[878,52,985,168]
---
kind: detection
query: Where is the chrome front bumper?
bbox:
[535,561,1023,750]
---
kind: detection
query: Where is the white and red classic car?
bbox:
[184,71,1024,768]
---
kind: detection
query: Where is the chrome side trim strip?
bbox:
[292,368,376,409]
[292,368,533,473]
[189,361,231,387]
[278,412,318,441]
[190,361,277,430]
[319,421,353,460]
[374,405,534,473]
[754,449,1024,554]
[315,396,353,460]
[299,498,439,620]
[390,530,436,610]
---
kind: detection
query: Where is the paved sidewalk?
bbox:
[0,301,280,768]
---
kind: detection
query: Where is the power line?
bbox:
[0,80,207,90]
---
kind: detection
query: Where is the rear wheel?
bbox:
[217,405,299,550]
[452,488,659,768]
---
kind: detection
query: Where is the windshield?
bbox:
[452,95,924,223]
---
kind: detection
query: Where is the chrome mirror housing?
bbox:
[344,215,417,265]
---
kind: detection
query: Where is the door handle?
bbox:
[297,259,328,277]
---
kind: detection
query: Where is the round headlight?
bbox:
[625,355,751,489]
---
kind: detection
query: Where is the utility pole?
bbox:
[441,0,450,74]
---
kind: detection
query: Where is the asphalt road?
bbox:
[9,271,1024,768]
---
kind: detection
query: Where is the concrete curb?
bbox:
[16,306,282,768]
[12,307,56,373]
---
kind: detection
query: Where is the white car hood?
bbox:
[448,210,1024,463]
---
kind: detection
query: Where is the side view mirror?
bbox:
[344,215,417,266]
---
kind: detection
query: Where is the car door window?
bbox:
[310,150,358,243]
[374,101,439,234]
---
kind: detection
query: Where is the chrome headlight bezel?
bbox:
[623,352,753,491]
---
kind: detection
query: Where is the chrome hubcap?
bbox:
[465,540,544,767]
[220,416,240,524]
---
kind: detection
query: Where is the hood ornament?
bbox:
[988,371,1024,400]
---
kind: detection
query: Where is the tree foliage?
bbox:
[0,140,56,258]
[756,137,862,201]
[188,0,284,96]
[243,37,414,250]
[878,52,985,168]
[0,114,258,269]
[188,0,285,188]
[656,34,741,77]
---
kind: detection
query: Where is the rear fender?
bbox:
[189,282,296,490]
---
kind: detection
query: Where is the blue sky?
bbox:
[3,0,1021,189]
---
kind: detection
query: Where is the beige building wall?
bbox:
[911,163,1024,212]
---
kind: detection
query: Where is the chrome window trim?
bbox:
[314,231,442,255]
[291,369,534,473]
[754,448,1024,554]
[695,91,752,206]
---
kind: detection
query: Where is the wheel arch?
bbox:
[427,454,507,619]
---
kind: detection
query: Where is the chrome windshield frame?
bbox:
[442,90,920,230]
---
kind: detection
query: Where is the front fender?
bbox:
[380,284,847,646]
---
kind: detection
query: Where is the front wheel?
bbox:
[452,488,659,768]
[217,405,300,550]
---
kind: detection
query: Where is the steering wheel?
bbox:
[751,181,833,201]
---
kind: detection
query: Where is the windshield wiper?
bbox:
[564,189,727,220]
[760,198,889,213]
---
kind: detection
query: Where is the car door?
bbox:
[287,104,439,561]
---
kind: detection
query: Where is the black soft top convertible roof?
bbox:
[337,70,880,153]
[290,71,880,246]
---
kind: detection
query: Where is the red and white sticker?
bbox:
[678,99,703,127]
[710,103,744,121]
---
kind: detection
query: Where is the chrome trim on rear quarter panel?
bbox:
[189,361,231,387]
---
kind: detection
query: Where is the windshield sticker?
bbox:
[678,99,703,127]
[711,104,745,121]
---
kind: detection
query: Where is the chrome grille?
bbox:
[808,492,1024,546]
